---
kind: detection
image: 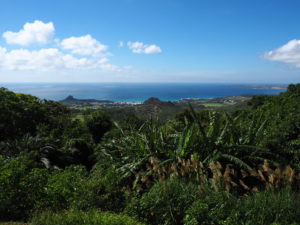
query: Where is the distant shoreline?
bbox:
[59,93,278,105]
[1,83,286,102]
[228,85,287,90]
[59,95,253,108]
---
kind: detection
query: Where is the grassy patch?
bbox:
[0,223,28,225]
[30,210,145,225]
[203,102,235,108]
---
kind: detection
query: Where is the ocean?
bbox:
[0,83,286,102]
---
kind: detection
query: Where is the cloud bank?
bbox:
[3,20,55,46]
[0,21,123,72]
[61,35,108,56]
[0,21,162,75]
[0,47,117,71]
[264,39,300,67]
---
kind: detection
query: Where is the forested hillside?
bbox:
[0,85,299,225]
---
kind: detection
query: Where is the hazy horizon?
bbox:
[0,81,290,85]
[0,82,286,102]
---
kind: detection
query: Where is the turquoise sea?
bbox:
[0,83,286,102]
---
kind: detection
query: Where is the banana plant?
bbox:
[182,105,279,170]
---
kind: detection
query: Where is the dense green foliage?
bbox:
[126,178,199,225]
[30,210,145,225]
[0,85,299,224]
[0,88,69,143]
[183,190,300,225]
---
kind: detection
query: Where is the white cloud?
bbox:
[0,46,121,72]
[263,39,300,67]
[0,46,7,57]
[144,45,162,54]
[61,35,108,56]
[119,41,124,47]
[127,41,162,54]
[0,21,133,75]
[3,20,55,46]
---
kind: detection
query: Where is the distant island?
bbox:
[60,95,114,107]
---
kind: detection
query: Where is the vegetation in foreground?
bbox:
[30,210,145,225]
[0,84,300,224]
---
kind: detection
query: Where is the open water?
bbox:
[0,83,286,102]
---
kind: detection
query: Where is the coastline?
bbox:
[1,83,286,102]
[59,95,252,108]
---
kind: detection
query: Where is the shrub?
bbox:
[38,165,125,213]
[39,165,88,211]
[183,190,300,225]
[0,88,70,142]
[183,192,236,225]
[183,201,209,225]
[71,168,126,212]
[0,223,28,225]
[224,190,300,225]
[30,210,145,225]
[0,159,126,221]
[126,177,199,225]
[85,111,112,143]
[0,153,48,221]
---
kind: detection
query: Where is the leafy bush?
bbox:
[183,190,300,225]
[0,223,28,225]
[0,88,70,142]
[0,153,48,221]
[0,156,126,221]
[39,165,88,211]
[37,165,125,213]
[224,190,300,225]
[126,177,199,225]
[30,209,145,225]
[183,200,209,225]
[71,167,126,212]
[183,192,236,225]
[85,110,112,143]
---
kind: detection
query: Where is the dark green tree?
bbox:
[85,110,112,143]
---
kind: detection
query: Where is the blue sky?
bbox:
[0,0,300,83]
